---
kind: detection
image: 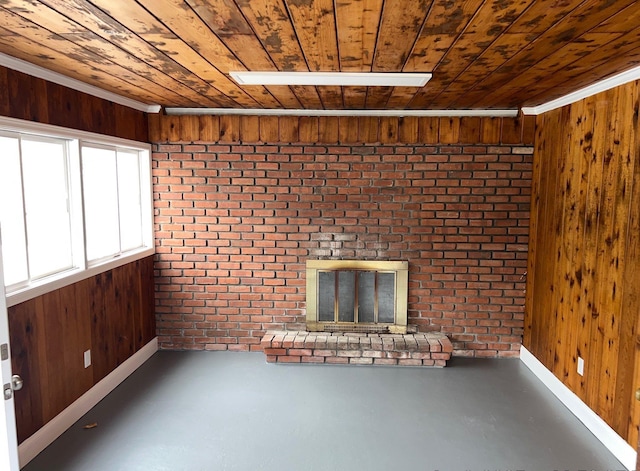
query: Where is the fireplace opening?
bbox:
[306,260,408,334]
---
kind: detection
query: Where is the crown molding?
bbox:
[0,52,161,114]
[164,108,519,117]
[521,65,640,115]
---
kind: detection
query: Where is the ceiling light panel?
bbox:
[229,71,432,87]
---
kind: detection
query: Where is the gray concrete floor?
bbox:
[24,352,626,471]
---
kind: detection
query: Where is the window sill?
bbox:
[5,247,155,308]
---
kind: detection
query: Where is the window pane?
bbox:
[117,150,143,251]
[82,146,120,261]
[0,135,28,285]
[21,138,73,279]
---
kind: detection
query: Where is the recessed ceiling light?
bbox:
[229,71,432,87]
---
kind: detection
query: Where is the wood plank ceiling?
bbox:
[0,0,639,111]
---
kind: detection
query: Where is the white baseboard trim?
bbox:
[520,345,636,470]
[18,337,158,468]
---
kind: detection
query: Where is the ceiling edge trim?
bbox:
[521,65,640,115]
[0,52,161,114]
[164,108,519,117]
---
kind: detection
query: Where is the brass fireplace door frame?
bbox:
[305,260,408,334]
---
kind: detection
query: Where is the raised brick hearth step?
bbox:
[260,330,453,367]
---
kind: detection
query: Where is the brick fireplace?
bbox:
[152,116,532,358]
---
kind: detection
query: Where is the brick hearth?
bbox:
[261,331,453,367]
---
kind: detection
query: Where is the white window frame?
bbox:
[0,116,154,307]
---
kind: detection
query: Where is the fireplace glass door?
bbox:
[318,270,396,324]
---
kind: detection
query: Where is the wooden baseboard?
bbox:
[18,337,158,468]
[520,345,636,470]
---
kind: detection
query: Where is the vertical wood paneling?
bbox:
[279,116,299,143]
[114,264,137,365]
[595,85,636,429]
[564,97,595,398]
[613,159,638,442]
[340,116,359,143]
[318,116,339,142]
[240,115,260,143]
[8,299,44,443]
[298,116,319,143]
[179,115,200,142]
[625,119,640,446]
[148,113,162,142]
[522,115,544,350]
[556,101,586,392]
[46,82,81,131]
[419,117,439,143]
[259,116,279,142]
[398,116,419,144]
[578,97,608,402]
[522,115,536,145]
[524,80,640,446]
[68,280,94,390]
[199,115,220,142]
[358,116,379,143]
[90,270,116,383]
[9,256,156,444]
[11,71,49,123]
[218,115,240,143]
[528,108,563,364]
[149,114,530,146]
[439,117,460,144]
[0,66,147,142]
[137,256,157,349]
[480,117,502,144]
[115,103,148,142]
[0,66,9,117]
[459,117,481,144]
[543,108,568,369]
[161,115,181,142]
[501,116,523,144]
[379,117,398,144]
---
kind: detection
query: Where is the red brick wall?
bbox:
[153,142,532,357]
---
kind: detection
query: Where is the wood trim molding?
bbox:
[520,346,636,470]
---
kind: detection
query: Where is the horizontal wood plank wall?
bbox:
[524,80,640,446]
[0,65,148,142]
[8,256,156,444]
[148,114,535,146]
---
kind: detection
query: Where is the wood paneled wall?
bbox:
[524,80,640,446]
[0,65,148,142]
[8,257,156,444]
[148,113,535,145]
[0,65,155,444]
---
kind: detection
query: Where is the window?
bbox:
[0,117,153,304]
[81,145,144,263]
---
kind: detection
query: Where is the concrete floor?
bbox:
[24,352,625,471]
